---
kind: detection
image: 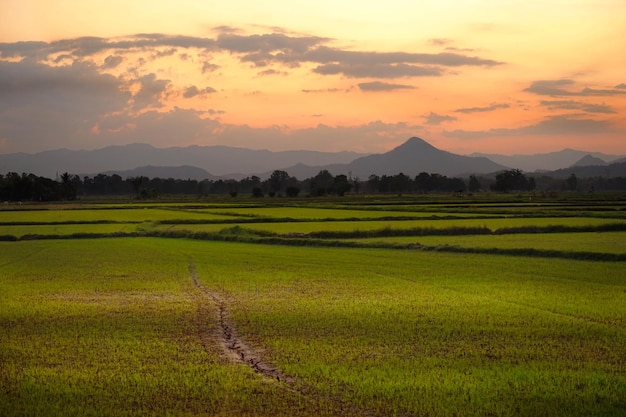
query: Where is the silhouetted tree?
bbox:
[566,174,578,191]
[332,174,352,196]
[492,169,531,192]
[468,175,481,193]
[309,170,334,196]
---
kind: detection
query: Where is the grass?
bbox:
[1,195,625,416]
[1,237,625,416]
[350,231,626,254]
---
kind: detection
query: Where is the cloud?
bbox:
[131,73,171,109]
[201,62,219,73]
[0,31,503,82]
[102,55,124,69]
[357,81,416,92]
[424,112,457,125]
[616,83,626,89]
[524,79,626,97]
[429,38,453,46]
[256,69,287,77]
[183,85,217,98]
[313,63,442,78]
[0,60,130,152]
[444,115,612,139]
[540,100,616,114]
[455,103,510,113]
[301,88,342,93]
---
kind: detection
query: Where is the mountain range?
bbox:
[1,137,624,180]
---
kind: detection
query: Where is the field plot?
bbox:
[348,232,626,254]
[0,207,240,224]
[0,223,139,238]
[1,196,625,416]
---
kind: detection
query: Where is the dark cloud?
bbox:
[201,62,219,73]
[256,69,287,76]
[444,115,612,139]
[616,83,626,89]
[579,87,626,96]
[183,85,217,98]
[0,31,502,81]
[424,112,457,125]
[455,103,510,113]
[525,79,626,97]
[540,100,616,114]
[0,59,124,97]
[152,48,178,59]
[0,41,49,59]
[216,32,327,54]
[102,55,124,69]
[303,46,501,67]
[357,81,415,92]
[313,63,442,78]
[0,60,130,152]
[131,74,171,109]
[523,79,576,96]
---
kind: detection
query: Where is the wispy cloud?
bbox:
[455,103,510,113]
[525,79,626,97]
[357,81,416,92]
[424,112,457,125]
[313,63,442,78]
[444,115,612,139]
[540,100,616,114]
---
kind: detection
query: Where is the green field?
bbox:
[1,195,625,416]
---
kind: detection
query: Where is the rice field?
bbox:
[1,194,625,416]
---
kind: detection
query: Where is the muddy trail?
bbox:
[188,262,380,417]
[188,263,292,384]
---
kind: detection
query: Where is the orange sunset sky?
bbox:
[1,0,625,156]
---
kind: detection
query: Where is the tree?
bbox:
[332,174,352,196]
[268,170,290,195]
[468,175,481,193]
[414,172,432,193]
[566,174,578,191]
[492,169,530,193]
[252,187,264,198]
[309,170,334,196]
[59,172,78,200]
[130,176,146,199]
[285,186,300,197]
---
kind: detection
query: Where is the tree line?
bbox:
[1,169,625,202]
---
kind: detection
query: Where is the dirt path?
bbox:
[188,262,380,416]
[188,262,292,384]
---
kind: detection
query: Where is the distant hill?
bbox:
[471,149,624,172]
[0,144,366,179]
[571,155,607,167]
[275,137,508,178]
[540,161,626,179]
[101,165,216,181]
[344,137,507,177]
[2,138,624,181]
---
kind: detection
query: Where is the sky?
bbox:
[0,0,625,156]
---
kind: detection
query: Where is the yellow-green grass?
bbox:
[2,238,624,416]
[191,241,626,416]
[0,239,328,417]
[347,231,626,254]
[0,208,239,224]
[0,223,140,237]
[201,206,496,219]
[151,216,626,235]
